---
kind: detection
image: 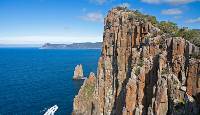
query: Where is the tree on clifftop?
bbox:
[158,21,179,37]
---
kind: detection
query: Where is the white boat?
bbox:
[44,105,58,115]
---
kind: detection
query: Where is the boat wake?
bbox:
[44,105,58,115]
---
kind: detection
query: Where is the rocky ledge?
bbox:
[73,7,200,115]
[73,64,84,80]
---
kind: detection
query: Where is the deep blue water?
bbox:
[0,48,101,115]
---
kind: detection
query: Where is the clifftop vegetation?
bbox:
[116,6,200,47]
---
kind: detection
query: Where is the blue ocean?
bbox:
[0,48,101,115]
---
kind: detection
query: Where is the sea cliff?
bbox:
[73,7,200,115]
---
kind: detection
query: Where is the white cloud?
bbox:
[141,0,200,5]
[80,12,104,22]
[186,17,200,23]
[161,8,183,15]
[119,3,131,8]
[132,8,144,12]
[167,0,200,4]
[141,0,160,4]
[0,36,68,44]
[90,0,113,5]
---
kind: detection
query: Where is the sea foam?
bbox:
[44,105,58,115]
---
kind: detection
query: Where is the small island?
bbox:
[72,64,86,80]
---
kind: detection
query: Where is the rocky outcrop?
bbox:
[73,72,96,114]
[73,64,84,80]
[73,7,200,115]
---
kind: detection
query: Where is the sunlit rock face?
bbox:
[73,64,84,80]
[73,72,96,115]
[73,7,200,115]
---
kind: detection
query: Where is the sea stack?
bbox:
[73,7,200,115]
[73,64,84,80]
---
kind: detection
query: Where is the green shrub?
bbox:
[133,10,159,25]
[179,99,186,105]
[177,29,200,47]
[146,15,158,26]
[116,6,127,11]
[138,58,144,67]
[128,13,134,21]
[174,99,186,112]
[158,21,179,37]
[135,67,140,76]
[161,68,168,75]
[182,30,200,47]
[83,83,95,98]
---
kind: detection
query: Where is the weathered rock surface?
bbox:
[73,72,96,114]
[73,7,200,115]
[73,64,84,80]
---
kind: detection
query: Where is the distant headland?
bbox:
[41,42,102,49]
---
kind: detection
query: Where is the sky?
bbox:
[0,0,200,44]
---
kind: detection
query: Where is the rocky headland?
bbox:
[73,7,200,115]
[73,64,84,80]
[41,42,102,49]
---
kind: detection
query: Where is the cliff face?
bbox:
[73,72,96,114]
[73,7,200,115]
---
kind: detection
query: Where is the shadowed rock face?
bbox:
[73,7,200,115]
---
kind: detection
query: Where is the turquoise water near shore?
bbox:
[0,48,100,115]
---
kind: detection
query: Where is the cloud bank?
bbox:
[186,17,200,23]
[89,0,113,5]
[80,12,104,22]
[141,0,200,5]
[119,3,131,8]
[161,8,183,15]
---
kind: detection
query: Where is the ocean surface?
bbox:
[0,48,101,115]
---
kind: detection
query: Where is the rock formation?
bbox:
[73,72,96,114]
[73,64,84,80]
[73,7,200,115]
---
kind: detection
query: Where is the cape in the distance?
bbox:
[41,42,102,49]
